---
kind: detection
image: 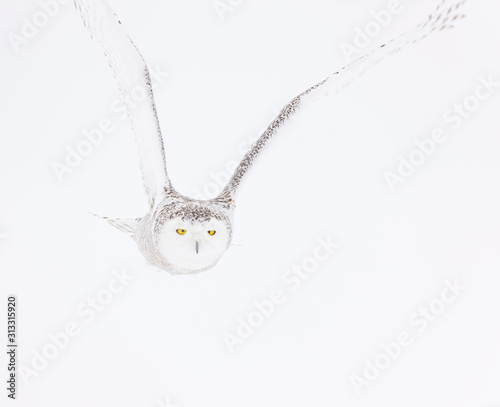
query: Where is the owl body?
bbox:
[134,191,234,274]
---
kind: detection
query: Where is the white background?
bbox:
[1,0,500,406]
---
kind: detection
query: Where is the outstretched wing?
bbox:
[74,0,171,208]
[218,0,465,204]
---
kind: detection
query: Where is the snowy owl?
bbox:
[74,0,465,274]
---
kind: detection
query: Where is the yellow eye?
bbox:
[207,230,216,236]
[176,229,186,235]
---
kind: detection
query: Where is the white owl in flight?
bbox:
[74,0,465,274]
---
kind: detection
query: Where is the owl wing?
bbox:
[218,0,465,204]
[74,0,171,209]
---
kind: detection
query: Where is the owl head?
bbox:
[152,202,233,273]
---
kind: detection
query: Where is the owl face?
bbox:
[154,205,232,272]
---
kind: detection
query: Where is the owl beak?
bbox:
[195,241,199,254]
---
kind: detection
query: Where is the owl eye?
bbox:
[176,229,187,235]
[207,230,216,236]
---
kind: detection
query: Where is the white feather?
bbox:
[74,0,171,208]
